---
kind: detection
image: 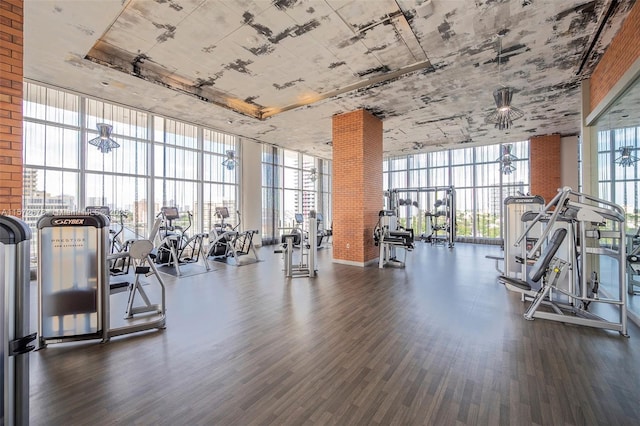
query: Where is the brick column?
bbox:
[590,1,640,111]
[332,109,383,266]
[0,0,23,217]
[530,134,561,203]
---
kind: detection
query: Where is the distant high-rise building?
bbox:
[22,190,76,231]
[87,197,107,207]
[23,169,38,197]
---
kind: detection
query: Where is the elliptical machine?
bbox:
[208,207,237,258]
[85,206,132,276]
[154,207,210,276]
[207,207,260,266]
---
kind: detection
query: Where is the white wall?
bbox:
[560,135,579,190]
[240,138,263,247]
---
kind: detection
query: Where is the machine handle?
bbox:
[9,332,37,356]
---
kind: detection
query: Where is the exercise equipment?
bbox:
[286,212,326,249]
[494,195,545,283]
[386,186,456,248]
[207,207,260,266]
[625,228,640,295]
[373,210,414,268]
[276,211,318,277]
[107,218,166,331]
[1,216,36,426]
[37,213,166,346]
[315,213,328,248]
[280,213,304,247]
[86,206,132,275]
[502,187,628,336]
[155,207,210,276]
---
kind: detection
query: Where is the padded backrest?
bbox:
[529,227,567,283]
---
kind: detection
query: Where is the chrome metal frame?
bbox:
[514,187,628,336]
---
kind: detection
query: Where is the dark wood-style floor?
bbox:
[29,243,640,425]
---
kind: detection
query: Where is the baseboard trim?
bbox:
[332,257,379,267]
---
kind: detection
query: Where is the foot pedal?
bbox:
[135,266,150,274]
[110,281,129,290]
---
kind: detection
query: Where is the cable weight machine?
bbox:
[386,186,456,248]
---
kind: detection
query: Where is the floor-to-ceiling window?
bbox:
[202,129,238,231]
[153,117,199,231]
[318,159,332,233]
[261,145,282,245]
[22,81,239,249]
[383,141,529,243]
[593,74,640,323]
[598,127,640,232]
[23,84,81,233]
[261,146,331,245]
[85,98,149,237]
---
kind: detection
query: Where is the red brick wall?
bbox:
[332,109,383,264]
[590,1,640,111]
[530,134,561,204]
[0,0,23,217]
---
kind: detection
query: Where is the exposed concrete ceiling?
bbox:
[24,0,635,159]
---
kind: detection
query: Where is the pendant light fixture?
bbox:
[222,150,238,170]
[497,144,518,175]
[485,33,524,130]
[308,167,318,182]
[614,146,639,167]
[88,123,120,154]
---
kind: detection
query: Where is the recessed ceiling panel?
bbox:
[85,0,431,120]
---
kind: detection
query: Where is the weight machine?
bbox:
[501,187,628,336]
[207,207,260,266]
[386,186,456,248]
[373,210,414,268]
[108,218,167,329]
[37,213,166,347]
[285,212,326,249]
[496,195,546,288]
[275,211,318,277]
[155,207,210,276]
